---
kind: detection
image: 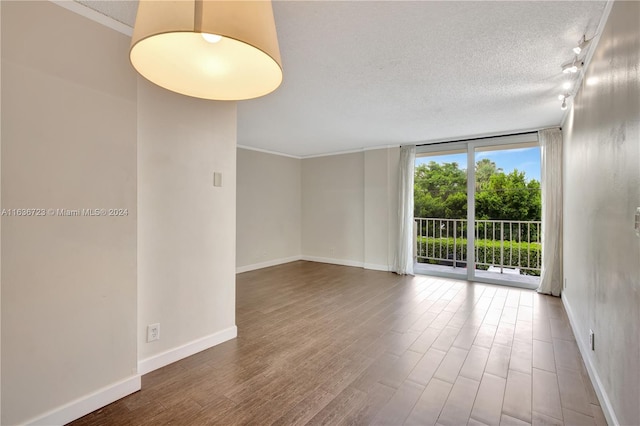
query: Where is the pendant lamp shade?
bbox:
[130,0,283,101]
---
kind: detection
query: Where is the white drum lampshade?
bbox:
[130,0,283,101]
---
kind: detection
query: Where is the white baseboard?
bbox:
[562,296,619,426]
[364,262,392,272]
[301,255,364,268]
[236,255,302,274]
[25,375,140,426]
[236,255,392,274]
[137,325,237,375]
[291,255,393,272]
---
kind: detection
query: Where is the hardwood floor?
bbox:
[70,261,607,426]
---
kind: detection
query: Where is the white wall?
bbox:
[137,79,237,366]
[236,147,399,272]
[364,148,399,270]
[301,148,399,270]
[1,2,239,423]
[236,148,301,272]
[562,2,640,425]
[1,2,138,424]
[302,152,365,265]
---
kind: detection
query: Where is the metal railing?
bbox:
[414,217,542,275]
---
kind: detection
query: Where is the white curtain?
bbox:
[538,129,563,296]
[394,145,416,275]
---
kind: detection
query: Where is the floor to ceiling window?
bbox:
[414,133,541,289]
[414,147,469,279]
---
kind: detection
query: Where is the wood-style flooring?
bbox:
[71,261,607,425]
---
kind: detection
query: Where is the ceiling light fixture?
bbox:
[130,0,283,101]
[563,81,572,90]
[559,93,570,111]
[572,35,592,55]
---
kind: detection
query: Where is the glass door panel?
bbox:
[472,143,541,287]
[414,149,468,278]
[414,134,542,289]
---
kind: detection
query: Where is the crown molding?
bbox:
[50,0,133,36]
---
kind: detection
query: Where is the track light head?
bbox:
[559,93,570,110]
[573,35,592,55]
[561,59,583,74]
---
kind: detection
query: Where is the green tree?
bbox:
[414,161,467,219]
[444,192,467,218]
[414,160,541,222]
[475,158,502,190]
[476,169,540,221]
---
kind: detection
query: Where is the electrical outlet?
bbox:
[147,323,160,342]
[589,329,595,351]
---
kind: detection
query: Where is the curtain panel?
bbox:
[538,128,563,296]
[394,145,416,275]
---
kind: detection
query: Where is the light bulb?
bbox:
[201,33,223,44]
[572,36,592,56]
[561,60,581,74]
[561,99,567,110]
[563,82,571,90]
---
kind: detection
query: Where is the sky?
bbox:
[416,147,541,182]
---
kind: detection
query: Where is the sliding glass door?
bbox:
[414,148,468,278]
[414,134,541,289]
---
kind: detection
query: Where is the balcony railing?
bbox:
[414,217,541,276]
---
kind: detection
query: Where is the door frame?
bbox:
[416,132,540,288]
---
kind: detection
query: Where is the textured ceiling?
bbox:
[75,0,607,157]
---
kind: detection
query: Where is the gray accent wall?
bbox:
[562,2,640,424]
